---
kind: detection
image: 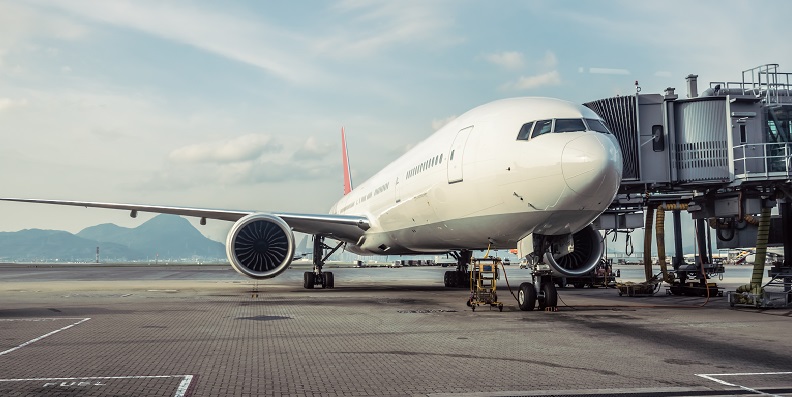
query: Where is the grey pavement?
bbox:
[1,264,790,396]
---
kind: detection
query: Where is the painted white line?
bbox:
[0,318,86,321]
[0,318,90,356]
[699,371,792,377]
[0,375,194,397]
[696,372,792,397]
[174,374,194,397]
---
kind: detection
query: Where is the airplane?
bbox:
[2,97,623,311]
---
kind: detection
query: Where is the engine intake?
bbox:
[543,224,603,277]
[226,214,294,279]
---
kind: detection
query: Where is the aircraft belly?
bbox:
[361,209,599,254]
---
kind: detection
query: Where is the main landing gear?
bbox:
[517,257,558,311]
[443,250,472,288]
[303,235,343,289]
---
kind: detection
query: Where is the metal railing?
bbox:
[733,142,792,181]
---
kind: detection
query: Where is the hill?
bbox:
[0,215,226,262]
[0,229,138,261]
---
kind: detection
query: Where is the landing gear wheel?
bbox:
[538,282,558,310]
[304,272,315,289]
[444,271,454,288]
[325,272,335,289]
[320,273,327,289]
[456,271,468,288]
[517,282,536,311]
[498,304,503,312]
[573,283,585,289]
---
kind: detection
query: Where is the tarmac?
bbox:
[0,263,790,397]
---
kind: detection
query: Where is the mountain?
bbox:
[77,214,226,260]
[0,215,226,262]
[0,229,138,261]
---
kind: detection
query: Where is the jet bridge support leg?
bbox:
[303,235,340,290]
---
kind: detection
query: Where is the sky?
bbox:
[2,0,792,247]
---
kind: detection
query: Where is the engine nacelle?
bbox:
[543,224,603,277]
[226,214,295,279]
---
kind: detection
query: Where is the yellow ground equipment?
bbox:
[466,258,504,311]
[616,274,662,297]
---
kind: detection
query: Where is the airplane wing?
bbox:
[0,198,369,241]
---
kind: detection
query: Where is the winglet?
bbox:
[341,127,353,195]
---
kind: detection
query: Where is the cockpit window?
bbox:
[554,118,586,133]
[584,118,612,134]
[531,119,552,138]
[516,122,534,140]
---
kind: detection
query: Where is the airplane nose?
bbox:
[561,134,622,196]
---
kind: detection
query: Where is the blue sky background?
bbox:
[2,0,791,249]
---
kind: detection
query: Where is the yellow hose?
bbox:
[749,206,771,293]
[643,205,654,282]
[655,203,688,283]
[655,206,667,282]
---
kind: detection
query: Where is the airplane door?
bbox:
[447,126,473,183]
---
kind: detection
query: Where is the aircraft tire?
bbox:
[444,271,454,288]
[517,282,536,311]
[325,272,335,289]
[539,282,557,309]
[305,272,315,289]
[456,271,468,288]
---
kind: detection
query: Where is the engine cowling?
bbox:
[543,224,603,277]
[226,214,295,279]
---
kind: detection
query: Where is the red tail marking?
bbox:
[341,127,353,195]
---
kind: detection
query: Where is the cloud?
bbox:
[431,115,457,131]
[291,136,333,161]
[539,51,557,69]
[0,98,28,111]
[316,1,458,58]
[501,70,561,91]
[588,67,630,75]
[484,51,525,70]
[42,1,323,84]
[169,134,282,164]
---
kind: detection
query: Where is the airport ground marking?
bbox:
[696,372,792,397]
[0,317,90,356]
[0,375,194,397]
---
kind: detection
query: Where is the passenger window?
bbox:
[516,122,534,140]
[584,118,612,134]
[531,120,552,138]
[554,118,586,133]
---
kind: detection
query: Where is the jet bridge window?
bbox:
[530,119,553,139]
[516,122,534,140]
[583,118,612,134]
[554,118,586,133]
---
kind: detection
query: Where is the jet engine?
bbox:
[543,224,603,277]
[226,214,295,279]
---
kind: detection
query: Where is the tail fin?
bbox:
[341,127,353,195]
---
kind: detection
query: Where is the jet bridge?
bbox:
[586,64,792,303]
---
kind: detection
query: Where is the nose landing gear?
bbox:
[517,260,558,311]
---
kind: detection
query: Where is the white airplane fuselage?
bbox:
[330,97,623,255]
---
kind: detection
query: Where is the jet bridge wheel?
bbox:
[517,282,536,311]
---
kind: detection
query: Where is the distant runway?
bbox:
[1,264,790,396]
